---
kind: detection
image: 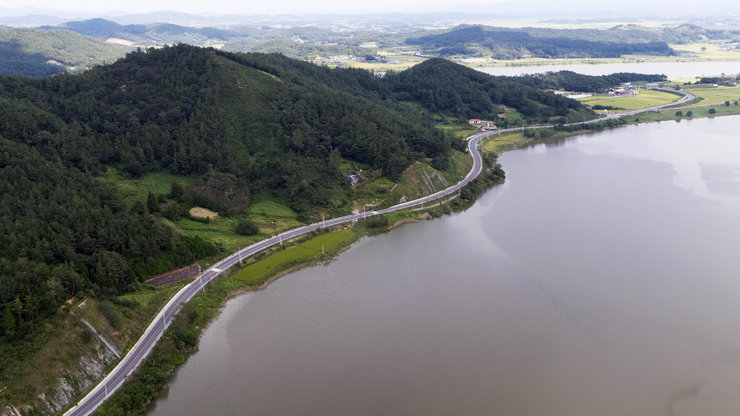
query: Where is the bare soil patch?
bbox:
[189,207,218,219]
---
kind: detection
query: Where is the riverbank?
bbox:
[86,96,739,416]
[91,148,504,416]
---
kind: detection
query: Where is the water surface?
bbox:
[151,116,740,416]
[478,61,740,78]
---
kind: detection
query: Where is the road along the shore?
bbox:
[65,88,693,416]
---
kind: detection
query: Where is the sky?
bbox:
[1,0,739,17]
[0,0,500,15]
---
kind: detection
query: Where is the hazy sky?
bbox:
[2,0,739,16]
[2,0,496,14]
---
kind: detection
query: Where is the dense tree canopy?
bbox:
[406,25,676,59]
[384,58,593,120]
[0,44,597,341]
[502,71,668,93]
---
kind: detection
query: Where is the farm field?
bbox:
[578,89,679,110]
[234,230,354,283]
[682,85,740,105]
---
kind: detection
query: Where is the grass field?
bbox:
[105,169,195,204]
[234,230,353,283]
[579,90,679,110]
[483,132,531,153]
[175,217,269,252]
[626,102,740,123]
[682,85,740,105]
[249,200,298,218]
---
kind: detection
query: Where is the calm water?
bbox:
[478,61,740,78]
[150,116,740,416]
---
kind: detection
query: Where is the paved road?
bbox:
[64,88,693,416]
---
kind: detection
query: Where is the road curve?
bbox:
[64,88,693,416]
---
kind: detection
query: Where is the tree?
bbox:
[235,219,259,236]
[709,108,716,114]
[161,201,183,220]
[675,110,683,117]
[170,181,188,202]
[147,191,158,214]
[2,307,15,337]
[686,110,694,117]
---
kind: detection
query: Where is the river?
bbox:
[149,116,740,416]
[477,61,740,78]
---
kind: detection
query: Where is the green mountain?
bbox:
[0,44,595,358]
[0,44,446,340]
[41,18,233,47]
[405,25,676,59]
[0,27,129,77]
[384,58,594,120]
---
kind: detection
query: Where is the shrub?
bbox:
[366,215,389,229]
[235,219,259,236]
[99,300,121,330]
[431,156,449,171]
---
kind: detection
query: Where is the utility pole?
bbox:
[322,244,325,255]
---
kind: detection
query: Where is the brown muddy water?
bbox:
[150,116,740,416]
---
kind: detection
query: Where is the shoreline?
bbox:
[89,147,499,415]
[71,93,740,416]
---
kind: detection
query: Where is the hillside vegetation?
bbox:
[0,27,129,77]
[406,25,676,59]
[0,45,600,412]
[42,18,233,47]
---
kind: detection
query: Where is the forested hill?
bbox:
[384,58,593,120]
[0,27,129,77]
[0,44,594,345]
[406,25,675,59]
[0,44,448,341]
[502,71,668,93]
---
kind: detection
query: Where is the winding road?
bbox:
[64,88,693,416]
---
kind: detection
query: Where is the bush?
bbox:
[99,300,121,330]
[709,108,716,114]
[160,201,183,220]
[675,110,683,117]
[235,219,259,236]
[686,110,693,117]
[366,215,389,229]
[431,156,450,171]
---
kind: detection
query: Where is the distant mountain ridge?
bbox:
[41,18,233,47]
[405,25,677,59]
[0,27,128,77]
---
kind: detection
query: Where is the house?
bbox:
[468,119,481,125]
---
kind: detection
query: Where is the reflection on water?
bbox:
[150,116,740,416]
[478,61,740,78]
